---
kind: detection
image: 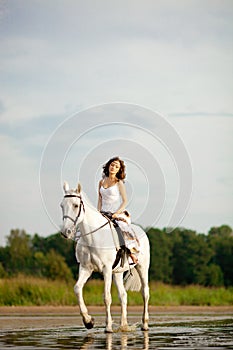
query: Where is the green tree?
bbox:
[43,249,73,282]
[33,251,47,277]
[6,229,33,274]
[208,225,233,286]
[171,229,213,285]
[204,264,224,286]
[0,246,9,276]
[147,228,173,283]
[32,233,77,278]
[0,262,6,278]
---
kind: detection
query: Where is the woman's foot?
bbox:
[130,253,138,264]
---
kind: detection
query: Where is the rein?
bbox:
[78,220,110,237]
[63,194,112,237]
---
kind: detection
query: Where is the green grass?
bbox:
[0,275,77,306]
[148,282,233,306]
[0,276,232,306]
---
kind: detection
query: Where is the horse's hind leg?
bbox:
[74,266,94,329]
[113,273,128,329]
[135,264,150,331]
[103,267,113,333]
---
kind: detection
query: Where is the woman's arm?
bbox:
[112,180,128,217]
[97,180,102,211]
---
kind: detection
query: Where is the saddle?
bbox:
[100,211,131,269]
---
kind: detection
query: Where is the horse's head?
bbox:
[60,181,85,239]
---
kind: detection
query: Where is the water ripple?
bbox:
[0,317,232,349]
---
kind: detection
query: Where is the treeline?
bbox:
[0,225,232,286]
[0,230,75,282]
[147,225,233,287]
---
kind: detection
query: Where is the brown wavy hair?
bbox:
[102,157,126,180]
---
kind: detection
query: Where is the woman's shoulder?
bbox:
[98,179,104,188]
[117,179,125,188]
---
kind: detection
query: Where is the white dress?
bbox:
[99,183,121,213]
[100,183,139,253]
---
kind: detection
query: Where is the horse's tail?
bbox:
[123,267,141,292]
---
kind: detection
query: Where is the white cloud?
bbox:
[0,135,47,245]
[170,115,233,229]
[0,1,233,124]
[0,1,232,244]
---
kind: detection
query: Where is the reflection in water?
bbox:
[77,331,149,350]
[0,327,150,350]
[0,319,232,349]
[78,335,95,349]
[104,331,149,350]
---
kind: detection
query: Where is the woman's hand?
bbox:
[112,212,119,219]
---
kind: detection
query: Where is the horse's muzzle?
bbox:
[60,231,67,238]
[61,228,73,239]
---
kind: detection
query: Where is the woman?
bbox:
[98,156,139,264]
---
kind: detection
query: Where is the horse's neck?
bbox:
[84,207,105,226]
[78,198,116,251]
[81,197,106,230]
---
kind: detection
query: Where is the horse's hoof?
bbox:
[141,325,149,331]
[105,328,113,333]
[83,317,95,329]
[119,325,130,332]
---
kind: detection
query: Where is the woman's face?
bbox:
[109,160,121,176]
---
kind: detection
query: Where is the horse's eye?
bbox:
[74,204,79,209]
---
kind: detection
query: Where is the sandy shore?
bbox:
[0,306,232,331]
[1,305,232,314]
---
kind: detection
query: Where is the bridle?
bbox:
[63,194,85,226]
[62,194,111,237]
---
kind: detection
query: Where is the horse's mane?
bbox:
[81,191,100,213]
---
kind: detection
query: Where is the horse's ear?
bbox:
[76,182,81,194]
[63,181,69,193]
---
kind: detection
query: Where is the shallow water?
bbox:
[0,313,232,349]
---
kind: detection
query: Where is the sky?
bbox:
[0,0,232,245]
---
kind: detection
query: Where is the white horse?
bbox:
[60,182,150,333]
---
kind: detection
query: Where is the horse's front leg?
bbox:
[103,267,113,333]
[74,265,94,329]
[113,273,128,329]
